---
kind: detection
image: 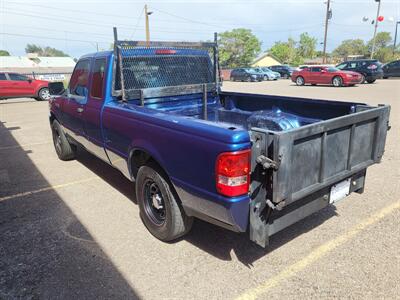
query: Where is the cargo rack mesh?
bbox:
[112,27,220,106]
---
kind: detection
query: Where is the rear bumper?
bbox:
[172,178,250,232]
[365,72,383,80]
[250,170,367,247]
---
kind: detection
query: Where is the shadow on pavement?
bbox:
[75,146,338,268]
[0,121,139,298]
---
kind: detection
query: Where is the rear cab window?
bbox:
[90,58,106,99]
[69,59,91,97]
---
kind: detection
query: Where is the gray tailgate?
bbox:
[252,104,391,206]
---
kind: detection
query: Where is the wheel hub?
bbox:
[152,193,163,210]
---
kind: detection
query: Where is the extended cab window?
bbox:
[69,59,90,97]
[90,58,106,99]
[9,73,29,81]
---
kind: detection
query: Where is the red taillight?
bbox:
[155,49,176,55]
[216,150,251,197]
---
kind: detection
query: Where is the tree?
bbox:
[269,37,304,66]
[25,44,69,57]
[0,50,10,56]
[367,31,392,52]
[297,32,317,59]
[218,28,261,68]
[333,39,367,59]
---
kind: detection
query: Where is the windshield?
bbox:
[327,67,340,72]
[119,55,214,90]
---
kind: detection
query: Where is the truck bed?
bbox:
[131,91,390,247]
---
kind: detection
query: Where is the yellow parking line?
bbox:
[236,201,400,300]
[0,141,51,151]
[0,177,99,202]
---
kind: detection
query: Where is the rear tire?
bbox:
[366,79,376,84]
[51,120,76,161]
[37,87,50,101]
[295,76,305,86]
[332,76,343,87]
[360,74,366,84]
[136,163,193,242]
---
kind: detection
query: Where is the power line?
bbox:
[130,7,144,39]
[0,32,110,45]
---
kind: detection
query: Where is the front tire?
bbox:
[296,76,305,86]
[51,120,76,161]
[332,76,343,87]
[37,87,50,101]
[366,79,376,84]
[136,163,193,241]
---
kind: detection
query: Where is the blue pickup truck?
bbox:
[48,29,390,247]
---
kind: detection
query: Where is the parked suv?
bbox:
[268,65,294,79]
[230,68,263,82]
[382,60,400,78]
[336,59,383,83]
[0,72,50,101]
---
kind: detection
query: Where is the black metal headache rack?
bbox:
[112,27,220,106]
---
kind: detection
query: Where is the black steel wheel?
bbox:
[143,179,166,225]
[136,162,193,241]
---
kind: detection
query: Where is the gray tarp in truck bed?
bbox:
[249,104,390,247]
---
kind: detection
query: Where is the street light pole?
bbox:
[394,21,400,54]
[322,0,331,64]
[145,4,153,47]
[370,0,382,59]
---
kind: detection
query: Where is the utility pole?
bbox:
[370,0,382,59]
[322,0,331,64]
[394,21,400,54]
[145,4,153,47]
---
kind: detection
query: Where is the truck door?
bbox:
[62,59,90,145]
[83,57,109,161]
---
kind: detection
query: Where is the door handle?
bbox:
[77,107,84,113]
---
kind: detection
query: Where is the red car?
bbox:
[0,72,50,101]
[291,66,363,87]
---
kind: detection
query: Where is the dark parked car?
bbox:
[382,60,400,78]
[336,59,383,83]
[0,72,50,101]
[268,65,294,79]
[230,68,263,82]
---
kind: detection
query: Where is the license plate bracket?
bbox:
[330,178,351,204]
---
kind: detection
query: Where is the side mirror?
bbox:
[27,78,32,83]
[48,82,65,96]
[321,69,327,73]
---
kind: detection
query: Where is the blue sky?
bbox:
[0,0,399,58]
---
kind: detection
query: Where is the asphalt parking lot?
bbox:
[1,79,399,299]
